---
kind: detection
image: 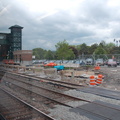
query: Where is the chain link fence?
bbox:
[78,54,120,61]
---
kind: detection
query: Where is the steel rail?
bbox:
[0,71,81,89]
[8,71,85,88]
[1,70,120,119]
[4,74,89,102]
[0,113,6,120]
[2,82,119,120]
[2,71,120,110]
[4,72,120,112]
[3,77,87,108]
[0,87,56,120]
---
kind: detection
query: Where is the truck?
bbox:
[107,59,117,67]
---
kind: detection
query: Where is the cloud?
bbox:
[36,10,58,21]
[0,0,120,50]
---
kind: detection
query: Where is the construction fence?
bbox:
[78,54,120,61]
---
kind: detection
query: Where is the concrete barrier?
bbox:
[44,68,57,78]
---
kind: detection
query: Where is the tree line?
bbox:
[33,40,120,60]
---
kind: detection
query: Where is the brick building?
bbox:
[13,50,32,66]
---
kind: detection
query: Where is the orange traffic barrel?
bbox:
[89,75,96,86]
[96,74,103,85]
[94,65,100,70]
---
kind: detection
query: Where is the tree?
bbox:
[94,46,106,55]
[88,43,98,54]
[55,40,75,61]
[44,50,55,60]
[110,46,120,54]
[99,40,106,48]
[33,48,47,59]
[78,43,89,55]
[69,45,78,58]
[105,42,115,54]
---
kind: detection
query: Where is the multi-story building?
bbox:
[0,25,23,61]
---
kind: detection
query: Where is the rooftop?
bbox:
[9,25,23,29]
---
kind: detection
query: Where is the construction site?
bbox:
[0,25,120,120]
[0,62,120,120]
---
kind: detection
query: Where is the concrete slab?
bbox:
[70,100,120,120]
[77,87,120,100]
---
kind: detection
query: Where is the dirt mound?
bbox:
[99,66,120,91]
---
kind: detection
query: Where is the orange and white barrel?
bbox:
[96,74,103,85]
[89,75,96,86]
[94,64,100,70]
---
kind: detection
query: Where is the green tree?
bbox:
[69,45,78,58]
[105,42,115,54]
[88,43,98,54]
[76,43,89,55]
[33,48,47,59]
[99,40,106,48]
[94,46,106,55]
[44,50,55,60]
[55,40,75,61]
[110,46,120,54]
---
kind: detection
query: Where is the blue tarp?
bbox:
[54,65,64,70]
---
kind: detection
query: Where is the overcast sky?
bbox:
[0,0,120,50]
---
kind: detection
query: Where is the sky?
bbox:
[0,0,120,50]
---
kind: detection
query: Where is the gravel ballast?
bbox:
[48,88,120,120]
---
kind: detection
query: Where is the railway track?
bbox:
[1,72,88,107]
[1,84,120,120]
[6,70,85,89]
[1,69,120,120]
[0,88,55,120]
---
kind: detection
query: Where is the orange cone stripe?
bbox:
[90,80,95,82]
[90,82,96,85]
[89,78,96,85]
[96,78,102,84]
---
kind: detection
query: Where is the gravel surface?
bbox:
[48,66,120,120]
[49,105,91,120]
[64,90,120,106]
[48,88,120,120]
[99,66,120,91]
[1,66,120,120]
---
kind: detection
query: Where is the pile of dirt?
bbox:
[99,66,120,91]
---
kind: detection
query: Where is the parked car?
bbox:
[116,61,120,65]
[80,60,86,65]
[62,60,69,64]
[86,58,94,65]
[55,60,62,64]
[107,59,117,67]
[95,59,104,66]
[33,61,41,64]
[74,60,86,65]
